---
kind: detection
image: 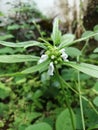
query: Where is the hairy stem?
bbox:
[55,68,75,130]
[60,78,98,115]
[81,39,89,54]
[77,56,85,130]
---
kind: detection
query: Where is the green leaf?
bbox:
[56,109,76,130]
[0,41,46,49]
[93,25,98,41]
[25,123,52,130]
[93,82,98,93]
[0,103,9,116]
[51,18,62,45]
[93,97,98,107]
[18,125,27,130]
[0,47,15,54]
[7,24,20,30]
[0,47,23,54]
[87,124,98,130]
[0,34,14,41]
[0,55,39,63]
[81,31,94,38]
[64,32,98,47]
[24,41,46,49]
[94,25,98,31]
[59,34,75,49]
[94,35,98,41]
[93,48,98,53]
[65,47,81,57]
[17,112,41,126]
[64,62,98,78]
[0,82,11,99]
[21,60,50,74]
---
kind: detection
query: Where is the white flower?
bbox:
[59,48,65,53]
[38,54,48,64]
[51,55,55,60]
[59,49,69,62]
[38,48,69,76]
[48,62,54,76]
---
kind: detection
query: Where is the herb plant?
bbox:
[0,18,98,130]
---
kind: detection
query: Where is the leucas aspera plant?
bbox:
[0,18,98,130]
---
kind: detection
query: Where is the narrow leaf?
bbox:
[0,41,46,49]
[21,60,50,74]
[59,34,75,49]
[51,18,62,45]
[63,62,98,78]
[0,55,39,63]
[63,32,98,47]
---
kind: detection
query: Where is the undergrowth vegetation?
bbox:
[0,2,98,130]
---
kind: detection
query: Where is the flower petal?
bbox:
[61,53,68,61]
[38,54,48,64]
[48,62,54,76]
[59,48,65,53]
[60,49,69,61]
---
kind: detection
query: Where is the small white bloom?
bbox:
[59,48,65,53]
[61,52,68,61]
[51,55,55,60]
[38,54,48,64]
[60,49,69,62]
[48,62,54,76]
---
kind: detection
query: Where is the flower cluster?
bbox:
[38,46,68,76]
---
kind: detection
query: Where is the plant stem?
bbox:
[77,57,85,130]
[55,68,75,130]
[33,21,44,38]
[61,79,98,115]
[81,39,89,54]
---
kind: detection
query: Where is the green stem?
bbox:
[33,21,44,38]
[83,97,98,115]
[57,72,98,115]
[81,39,89,54]
[55,68,75,130]
[62,79,98,115]
[77,57,85,130]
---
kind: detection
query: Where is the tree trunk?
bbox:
[55,0,88,33]
[83,0,98,30]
